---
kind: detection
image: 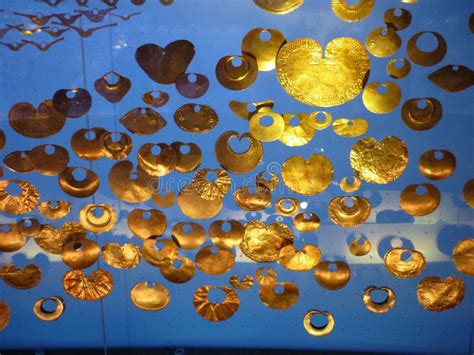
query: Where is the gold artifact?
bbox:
[195,246,235,275]
[141,239,179,268]
[400,184,440,216]
[279,244,321,271]
[102,242,141,269]
[363,286,395,313]
[349,237,371,256]
[241,28,286,71]
[365,27,401,58]
[120,107,167,136]
[52,88,91,118]
[0,301,10,331]
[79,203,116,233]
[384,248,426,278]
[417,276,464,312]
[4,150,35,173]
[419,150,455,180]
[233,185,272,211]
[332,118,368,137]
[275,198,299,216]
[303,310,335,337]
[407,31,447,66]
[33,296,64,321]
[282,154,333,195]
[279,113,316,147]
[160,257,196,284]
[276,37,370,107]
[350,136,408,184]
[259,282,299,310]
[191,168,231,201]
[58,167,99,198]
[37,200,71,220]
[331,0,374,22]
[0,264,42,289]
[215,131,263,174]
[209,220,245,249]
[193,285,240,321]
[463,179,474,208]
[177,184,223,219]
[174,103,218,133]
[130,282,170,311]
[99,131,133,160]
[313,261,351,290]
[328,196,371,227]
[137,143,177,177]
[255,267,278,286]
[152,189,177,208]
[229,100,274,120]
[108,160,153,203]
[171,222,206,250]
[452,239,474,276]
[254,0,304,15]
[428,65,474,93]
[362,81,401,114]
[401,97,442,131]
[0,179,39,214]
[94,71,131,103]
[293,212,320,232]
[249,110,285,142]
[171,142,202,173]
[215,54,258,90]
[128,208,167,240]
[62,269,113,301]
[229,275,254,290]
[31,144,69,176]
[0,224,26,252]
[142,90,169,107]
[61,239,100,269]
[17,218,40,237]
[339,176,361,193]
[175,73,209,99]
[387,58,411,79]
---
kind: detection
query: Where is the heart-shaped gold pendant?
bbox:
[276,37,370,107]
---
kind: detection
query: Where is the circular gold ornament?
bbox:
[0,224,26,252]
[171,222,206,250]
[303,310,335,337]
[313,261,351,290]
[407,31,447,67]
[152,189,177,208]
[58,167,99,198]
[384,8,411,31]
[365,27,401,58]
[174,103,218,133]
[362,81,401,114]
[171,142,202,173]
[350,136,408,184]
[61,239,100,269]
[241,28,286,71]
[279,113,316,147]
[209,220,245,250]
[384,248,426,278]
[400,184,440,216]
[71,127,107,160]
[259,282,299,310]
[401,97,442,131]
[37,200,71,220]
[233,185,272,211]
[108,160,153,203]
[195,246,235,275]
[215,55,258,90]
[130,281,170,311]
[30,144,69,176]
[419,150,455,180]
[141,239,179,268]
[293,212,320,232]
[363,286,395,313]
[417,276,464,312]
[332,118,368,137]
[191,168,231,201]
[254,0,304,15]
[79,203,116,233]
[463,179,474,208]
[142,90,169,107]
[215,131,263,174]
[0,179,39,215]
[137,143,177,177]
[99,131,133,160]
[177,184,223,220]
[249,111,285,142]
[160,257,196,284]
[33,296,64,321]
[193,285,240,322]
[275,198,299,216]
[282,154,333,195]
[387,58,411,79]
[331,0,374,22]
[62,269,113,301]
[349,237,371,256]
[127,208,167,240]
[279,244,321,271]
[339,176,361,193]
[102,242,141,269]
[328,196,371,227]
[276,37,370,107]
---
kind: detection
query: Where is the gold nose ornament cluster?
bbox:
[0,1,472,342]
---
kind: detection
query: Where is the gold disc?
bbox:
[142,90,169,107]
[174,103,218,133]
[61,239,100,269]
[195,246,235,275]
[253,0,304,15]
[282,154,334,195]
[400,183,440,216]
[275,197,299,216]
[276,37,370,107]
[177,184,223,220]
[249,110,285,142]
[141,238,179,268]
[160,257,196,284]
[71,127,107,161]
[229,275,254,290]
[0,264,42,289]
[215,131,263,174]
[0,179,39,215]
[108,160,154,203]
[171,142,202,174]
[349,237,371,256]
[152,189,177,208]
[463,179,474,208]
[384,8,411,31]
[255,267,278,286]
[99,131,133,160]
[193,285,240,322]
[313,261,351,290]
[137,143,177,177]
[401,98,442,131]
[331,0,374,22]
[362,81,401,114]
[332,118,368,137]
[31,144,69,176]
[417,276,464,312]
[328,196,371,227]
[428,65,474,93]
[303,310,335,337]
[279,113,316,147]
[363,287,395,313]
[0,224,26,252]
[293,212,320,232]
[419,150,455,180]
[119,107,167,136]
[384,248,426,278]
[339,176,361,193]
[191,168,231,201]
[215,55,258,90]
[350,136,408,184]
[79,203,117,233]
[209,220,245,250]
[365,26,401,58]
[259,282,299,310]
[241,28,286,71]
[62,269,113,301]
[279,244,321,271]
[37,200,71,220]
[171,222,206,250]
[127,208,167,240]
[102,242,141,269]
[387,58,411,79]
[452,239,474,276]
[130,281,170,311]
[58,167,99,198]
[407,31,447,67]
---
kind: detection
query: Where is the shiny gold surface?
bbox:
[37,200,71,220]
[242,28,286,71]
[363,287,395,313]
[137,143,177,177]
[215,131,263,174]
[94,71,131,103]
[282,154,333,195]
[365,27,401,58]
[387,58,411,79]
[303,310,335,337]
[279,113,316,147]
[215,55,258,90]
[0,264,42,289]
[229,275,254,290]
[328,196,371,227]
[419,150,456,180]
[79,203,117,233]
[332,118,368,137]
[120,107,167,136]
[174,104,218,133]
[0,179,39,215]
[61,239,100,269]
[141,239,179,268]
[59,222,87,244]
[331,0,374,22]
[108,160,153,203]
[275,197,299,216]
[234,185,272,211]
[349,237,371,256]
[152,189,177,208]
[417,276,464,312]
[33,296,64,321]
[177,184,223,219]
[276,37,370,107]
[171,142,202,174]
[428,64,474,93]
[8,100,66,138]
[34,224,64,254]
[350,136,408,184]
[279,244,321,271]
[130,281,170,311]
[17,218,40,238]
[193,285,240,322]
[400,183,440,216]
[256,171,279,191]
[160,256,196,284]
[310,111,333,130]
[293,212,320,232]
[171,222,206,250]
[255,267,278,286]
[463,179,474,208]
[401,97,442,131]
[240,221,293,262]
[229,100,274,121]
[0,224,26,252]
[209,220,245,249]
[249,110,285,142]
[58,167,99,198]
[99,131,133,160]
[191,168,231,201]
[142,90,169,107]
[362,81,401,114]
[0,300,9,332]
[384,8,411,30]
[102,242,141,269]
[384,248,426,278]
[339,176,361,193]
[313,261,351,290]
[128,208,167,240]
[3,150,35,173]
[52,88,91,118]
[63,269,113,301]
[195,246,235,275]
[259,282,299,310]
[407,31,447,67]
[254,0,304,15]
[452,239,474,276]
[135,41,195,84]
[175,73,209,99]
